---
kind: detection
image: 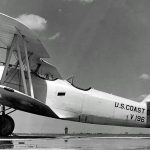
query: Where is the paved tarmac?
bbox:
[1,136,150,150]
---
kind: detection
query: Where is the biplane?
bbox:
[0,13,150,136]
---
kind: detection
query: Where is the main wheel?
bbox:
[0,115,15,136]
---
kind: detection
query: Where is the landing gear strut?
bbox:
[0,115,15,136]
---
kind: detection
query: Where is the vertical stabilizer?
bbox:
[143,95,150,103]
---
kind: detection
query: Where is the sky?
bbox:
[1,0,150,134]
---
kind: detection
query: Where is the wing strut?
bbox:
[16,29,34,98]
[0,32,34,98]
[16,36,28,95]
[1,34,17,84]
[23,37,34,98]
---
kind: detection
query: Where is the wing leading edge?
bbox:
[0,85,58,118]
[0,12,50,58]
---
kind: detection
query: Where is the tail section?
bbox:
[142,95,150,103]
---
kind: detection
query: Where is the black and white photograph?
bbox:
[0,0,150,149]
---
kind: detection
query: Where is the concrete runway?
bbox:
[1,136,150,150]
[0,136,74,149]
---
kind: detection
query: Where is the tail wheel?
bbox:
[0,115,15,136]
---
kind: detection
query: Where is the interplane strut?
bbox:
[0,32,34,97]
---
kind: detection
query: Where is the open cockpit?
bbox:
[31,58,62,81]
[67,77,92,91]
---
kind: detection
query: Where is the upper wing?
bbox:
[0,13,62,80]
[0,85,58,118]
[0,12,49,58]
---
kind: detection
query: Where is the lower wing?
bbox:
[0,85,58,118]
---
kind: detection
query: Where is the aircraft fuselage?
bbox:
[44,79,148,128]
[2,68,149,128]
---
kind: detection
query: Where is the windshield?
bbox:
[32,59,62,81]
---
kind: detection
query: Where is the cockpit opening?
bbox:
[67,76,92,91]
[32,59,62,81]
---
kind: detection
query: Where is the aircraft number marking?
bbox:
[115,102,145,114]
[128,114,145,123]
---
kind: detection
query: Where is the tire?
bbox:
[0,115,15,136]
